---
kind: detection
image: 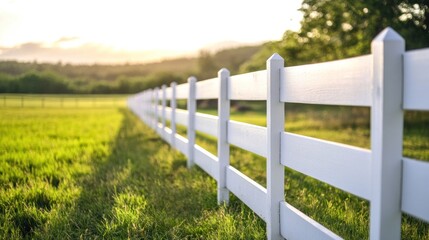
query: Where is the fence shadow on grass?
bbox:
[45,109,225,239]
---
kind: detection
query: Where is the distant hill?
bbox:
[0,44,262,94]
[213,45,262,74]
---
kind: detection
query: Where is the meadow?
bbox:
[0,103,264,239]
[0,96,428,239]
[0,94,127,108]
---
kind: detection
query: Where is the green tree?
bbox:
[0,73,15,92]
[17,71,72,93]
[196,50,219,80]
[298,0,428,60]
[240,0,429,71]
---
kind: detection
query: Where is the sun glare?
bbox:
[0,0,303,63]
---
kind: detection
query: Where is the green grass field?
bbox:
[0,98,428,239]
[0,94,127,108]
[0,106,264,239]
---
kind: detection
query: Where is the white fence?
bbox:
[128,27,429,240]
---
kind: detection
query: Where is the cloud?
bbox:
[0,40,193,64]
[54,37,80,44]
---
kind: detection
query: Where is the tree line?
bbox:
[0,69,184,94]
[0,46,260,94]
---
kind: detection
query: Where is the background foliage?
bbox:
[240,0,429,71]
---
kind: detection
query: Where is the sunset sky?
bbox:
[0,0,303,64]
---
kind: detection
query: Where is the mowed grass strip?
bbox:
[0,94,127,108]
[0,107,264,239]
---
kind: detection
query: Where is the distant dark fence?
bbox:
[0,94,126,108]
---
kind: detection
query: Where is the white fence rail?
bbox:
[128,27,429,240]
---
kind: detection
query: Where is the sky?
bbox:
[0,0,303,64]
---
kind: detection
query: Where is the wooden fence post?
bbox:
[187,77,197,168]
[141,91,146,123]
[171,82,177,148]
[146,91,150,126]
[147,92,151,126]
[266,53,285,240]
[162,84,167,140]
[370,27,404,240]
[217,68,230,204]
[146,91,150,125]
[150,89,155,129]
[147,91,151,124]
[154,87,159,133]
[143,91,148,123]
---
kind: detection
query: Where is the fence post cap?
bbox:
[170,81,177,87]
[267,53,284,63]
[372,27,404,43]
[218,68,230,75]
[187,76,197,83]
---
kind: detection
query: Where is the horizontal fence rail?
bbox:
[403,48,429,110]
[280,132,372,200]
[226,166,268,220]
[280,201,342,239]
[194,144,219,180]
[228,70,267,100]
[195,112,218,137]
[128,27,429,240]
[281,55,372,106]
[228,120,267,157]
